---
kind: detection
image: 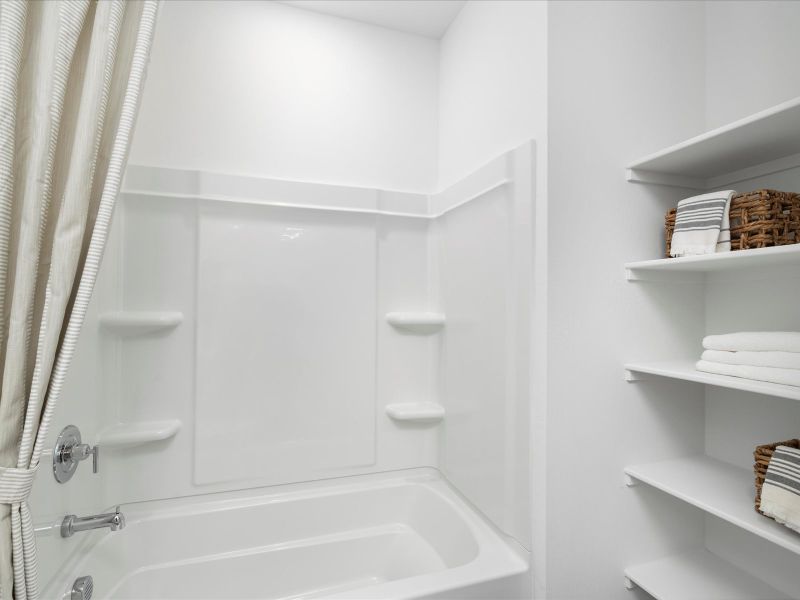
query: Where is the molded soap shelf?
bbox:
[99,311,183,335]
[97,420,182,448]
[385,312,445,333]
[385,402,445,423]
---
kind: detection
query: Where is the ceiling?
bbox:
[280,1,467,39]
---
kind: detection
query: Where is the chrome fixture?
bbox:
[70,575,93,600]
[53,425,98,483]
[61,506,125,538]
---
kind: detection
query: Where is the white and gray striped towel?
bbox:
[760,445,800,533]
[669,190,735,257]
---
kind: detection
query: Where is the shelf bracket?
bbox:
[624,268,705,284]
[624,369,641,383]
[623,472,638,487]
[624,576,636,591]
[625,168,705,190]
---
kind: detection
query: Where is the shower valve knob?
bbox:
[53,425,99,483]
[68,443,99,474]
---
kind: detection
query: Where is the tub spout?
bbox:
[61,506,125,538]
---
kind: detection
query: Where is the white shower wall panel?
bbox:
[92,169,440,505]
[440,187,513,527]
[437,144,534,550]
[195,204,377,484]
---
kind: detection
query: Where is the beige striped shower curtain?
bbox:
[0,1,158,597]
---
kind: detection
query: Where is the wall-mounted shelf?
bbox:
[625,455,800,556]
[385,402,444,423]
[97,419,182,448]
[625,245,800,281]
[385,312,445,333]
[99,311,183,335]
[624,360,800,402]
[626,96,800,189]
[624,548,789,600]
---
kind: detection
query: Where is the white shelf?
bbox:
[99,311,183,335]
[385,402,445,423]
[624,455,800,557]
[625,245,800,281]
[97,420,182,448]
[385,312,445,333]
[624,359,800,402]
[626,96,800,189]
[625,548,789,600]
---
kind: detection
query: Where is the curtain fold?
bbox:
[0,1,158,597]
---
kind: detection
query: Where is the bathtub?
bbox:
[42,470,528,599]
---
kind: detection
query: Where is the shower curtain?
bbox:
[0,1,158,597]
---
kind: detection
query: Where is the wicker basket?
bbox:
[665,189,800,257]
[753,438,800,515]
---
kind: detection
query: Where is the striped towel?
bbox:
[760,445,800,533]
[669,190,735,257]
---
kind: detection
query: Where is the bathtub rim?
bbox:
[40,467,530,600]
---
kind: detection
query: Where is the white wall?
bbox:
[130,0,439,192]
[437,0,547,189]
[705,1,800,128]
[546,3,708,599]
[544,2,800,599]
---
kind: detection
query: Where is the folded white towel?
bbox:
[760,445,800,534]
[701,349,800,370]
[669,190,735,257]
[703,332,800,354]
[696,360,800,387]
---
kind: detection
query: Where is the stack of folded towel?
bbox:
[696,332,800,387]
[760,445,800,533]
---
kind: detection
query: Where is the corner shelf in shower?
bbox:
[625,244,800,281]
[385,402,445,423]
[99,311,184,335]
[385,312,445,333]
[626,95,800,189]
[624,360,800,402]
[624,455,800,557]
[624,548,789,600]
[97,419,182,448]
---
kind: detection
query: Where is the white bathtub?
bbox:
[42,470,528,599]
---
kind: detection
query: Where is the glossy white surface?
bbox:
[385,402,445,423]
[42,471,527,600]
[99,311,183,335]
[438,145,533,550]
[33,142,534,595]
[385,312,445,333]
[97,420,182,448]
[195,203,377,485]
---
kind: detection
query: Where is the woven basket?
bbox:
[753,438,800,515]
[665,189,800,257]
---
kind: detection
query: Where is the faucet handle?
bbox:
[111,506,125,531]
[70,443,99,474]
